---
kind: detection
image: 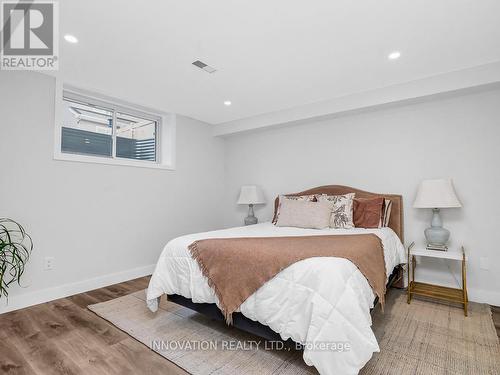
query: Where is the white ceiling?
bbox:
[58,0,500,126]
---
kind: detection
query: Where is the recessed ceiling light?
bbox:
[64,34,78,44]
[224,101,232,106]
[388,51,401,60]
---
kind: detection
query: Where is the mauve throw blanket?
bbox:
[188,234,387,323]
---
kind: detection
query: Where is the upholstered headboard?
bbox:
[273,185,404,242]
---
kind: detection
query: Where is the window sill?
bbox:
[53,152,175,170]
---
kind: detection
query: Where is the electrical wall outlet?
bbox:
[44,257,55,271]
[479,257,489,271]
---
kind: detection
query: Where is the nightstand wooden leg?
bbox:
[407,243,415,304]
[412,255,416,284]
[406,245,412,304]
[462,247,468,317]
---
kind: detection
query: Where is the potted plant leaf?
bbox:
[0,218,33,299]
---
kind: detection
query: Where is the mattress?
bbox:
[147,222,406,375]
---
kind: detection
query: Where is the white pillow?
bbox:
[316,193,355,228]
[273,194,316,223]
[275,199,332,229]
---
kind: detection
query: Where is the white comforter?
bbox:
[147,222,405,375]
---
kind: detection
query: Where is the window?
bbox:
[61,99,114,158]
[55,86,175,170]
[116,112,157,161]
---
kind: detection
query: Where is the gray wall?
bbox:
[0,71,225,312]
[223,88,500,304]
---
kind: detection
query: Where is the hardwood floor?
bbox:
[0,276,188,375]
[1,277,499,375]
[493,305,500,338]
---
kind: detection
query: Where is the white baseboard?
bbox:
[0,264,155,315]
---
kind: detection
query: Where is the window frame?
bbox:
[54,81,176,170]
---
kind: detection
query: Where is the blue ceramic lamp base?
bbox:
[244,204,258,225]
[425,208,450,247]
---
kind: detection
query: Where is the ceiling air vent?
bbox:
[192,60,217,73]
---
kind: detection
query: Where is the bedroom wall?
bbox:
[0,71,225,313]
[223,87,500,305]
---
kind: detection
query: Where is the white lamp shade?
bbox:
[237,185,265,205]
[413,179,462,208]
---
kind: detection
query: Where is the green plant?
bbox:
[0,218,33,298]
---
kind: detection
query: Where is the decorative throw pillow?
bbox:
[353,197,385,228]
[273,194,316,224]
[382,199,392,227]
[275,199,332,229]
[316,193,355,228]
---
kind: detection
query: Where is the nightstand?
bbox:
[407,242,468,316]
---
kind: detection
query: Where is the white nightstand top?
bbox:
[409,245,467,261]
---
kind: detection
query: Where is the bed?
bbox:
[147,185,406,375]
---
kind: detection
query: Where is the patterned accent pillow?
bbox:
[316,193,355,228]
[382,199,392,227]
[273,195,316,224]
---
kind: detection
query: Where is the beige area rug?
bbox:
[88,290,500,375]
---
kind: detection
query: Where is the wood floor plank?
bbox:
[0,338,37,375]
[492,305,500,337]
[110,337,187,375]
[53,330,127,375]
[67,292,100,309]
[121,276,150,291]
[47,298,128,347]
[24,304,72,340]
[101,283,133,298]
[84,288,120,303]
[0,309,39,340]
[11,330,82,375]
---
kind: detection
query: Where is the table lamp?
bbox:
[413,179,462,250]
[237,185,265,225]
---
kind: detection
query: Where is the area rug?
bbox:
[88,290,500,375]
